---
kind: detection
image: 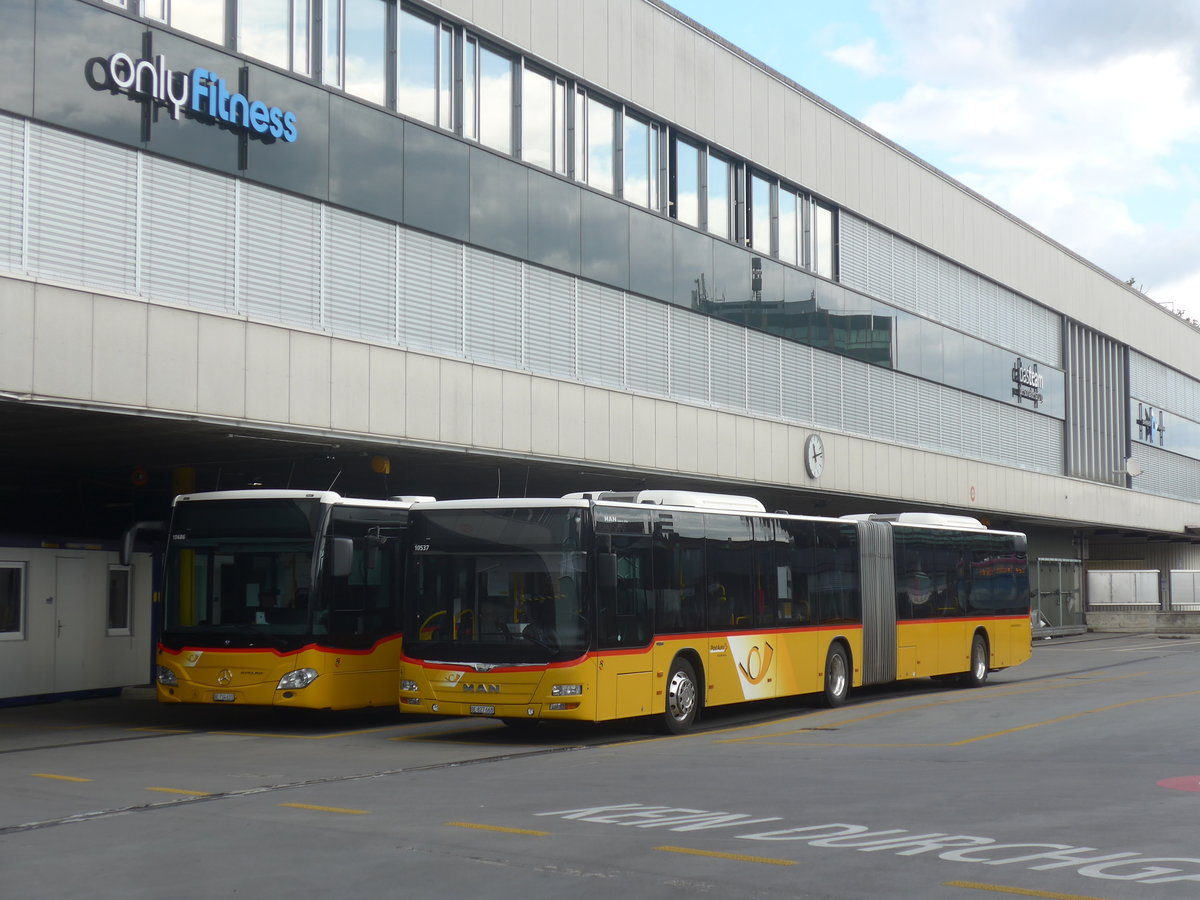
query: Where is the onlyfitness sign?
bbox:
[102,52,298,142]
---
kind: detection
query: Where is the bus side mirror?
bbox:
[598,553,618,589]
[120,521,164,566]
[331,537,355,578]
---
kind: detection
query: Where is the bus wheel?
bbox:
[823,644,850,707]
[960,634,989,687]
[660,658,699,734]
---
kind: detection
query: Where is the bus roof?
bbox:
[174,489,432,509]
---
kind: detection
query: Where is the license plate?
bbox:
[469,705,495,716]
[213,692,236,702]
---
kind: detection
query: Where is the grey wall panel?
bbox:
[239,183,321,328]
[27,127,137,296]
[324,207,397,344]
[141,157,236,312]
[0,116,23,275]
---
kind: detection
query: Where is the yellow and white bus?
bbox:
[398,490,1030,733]
[157,489,430,710]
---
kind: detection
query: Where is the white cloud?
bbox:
[827,38,886,76]
[853,0,1200,318]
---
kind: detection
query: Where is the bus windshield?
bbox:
[404,507,589,663]
[163,498,322,645]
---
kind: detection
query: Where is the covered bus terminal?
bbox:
[6,0,1200,706]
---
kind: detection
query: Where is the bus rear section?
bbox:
[156,489,429,710]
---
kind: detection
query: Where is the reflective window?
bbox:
[707,154,731,239]
[623,114,659,209]
[523,66,566,173]
[238,1,289,69]
[478,43,514,153]
[463,36,477,139]
[107,566,132,635]
[439,24,454,129]
[778,187,798,265]
[749,171,771,252]
[398,7,437,124]
[293,0,311,75]
[167,0,224,44]
[673,137,700,227]
[343,0,386,105]
[322,0,341,87]
[585,93,615,194]
[813,200,835,279]
[0,562,24,640]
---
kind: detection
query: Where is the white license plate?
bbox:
[469,705,495,716]
[213,692,236,702]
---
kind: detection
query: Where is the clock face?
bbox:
[805,434,824,478]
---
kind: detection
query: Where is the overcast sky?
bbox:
[669,0,1200,322]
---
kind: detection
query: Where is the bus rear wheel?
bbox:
[823,644,850,708]
[960,634,989,687]
[660,658,699,734]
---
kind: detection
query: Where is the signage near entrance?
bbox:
[100,52,299,143]
[1010,357,1043,408]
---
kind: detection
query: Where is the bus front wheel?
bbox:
[660,658,699,734]
[823,644,850,708]
[960,634,989,687]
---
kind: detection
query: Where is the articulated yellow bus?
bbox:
[398,490,1031,733]
[156,489,430,710]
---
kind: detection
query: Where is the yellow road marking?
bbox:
[656,845,797,866]
[949,688,1200,746]
[31,773,91,782]
[130,727,194,734]
[280,803,369,815]
[146,787,211,796]
[944,880,1112,899]
[447,821,550,836]
[209,727,397,740]
[715,673,1155,745]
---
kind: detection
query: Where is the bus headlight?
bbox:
[276,668,319,690]
[551,684,582,696]
[400,680,419,692]
[156,666,178,687]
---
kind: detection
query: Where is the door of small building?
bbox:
[53,556,88,693]
[1034,558,1085,637]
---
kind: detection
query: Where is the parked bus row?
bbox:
[151,489,1032,732]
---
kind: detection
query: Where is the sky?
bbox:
[669,0,1200,322]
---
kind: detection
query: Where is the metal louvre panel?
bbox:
[324,207,397,343]
[866,223,893,303]
[837,212,869,293]
[957,270,980,336]
[935,257,958,329]
[464,247,522,368]
[576,281,624,388]
[0,114,23,274]
[978,277,999,343]
[746,329,781,418]
[28,127,137,295]
[917,381,945,452]
[960,392,984,459]
[893,370,920,445]
[1135,444,1200,502]
[1030,302,1062,366]
[914,246,938,318]
[625,296,669,396]
[892,238,917,312]
[239,183,321,328]
[867,364,895,441]
[709,317,747,411]
[937,382,963,457]
[524,265,577,379]
[857,519,896,686]
[780,339,814,424]
[398,228,463,357]
[141,156,236,312]
[811,348,843,430]
[669,307,710,405]
[841,356,870,435]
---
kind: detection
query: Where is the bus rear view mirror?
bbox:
[598,553,618,589]
[331,537,355,577]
